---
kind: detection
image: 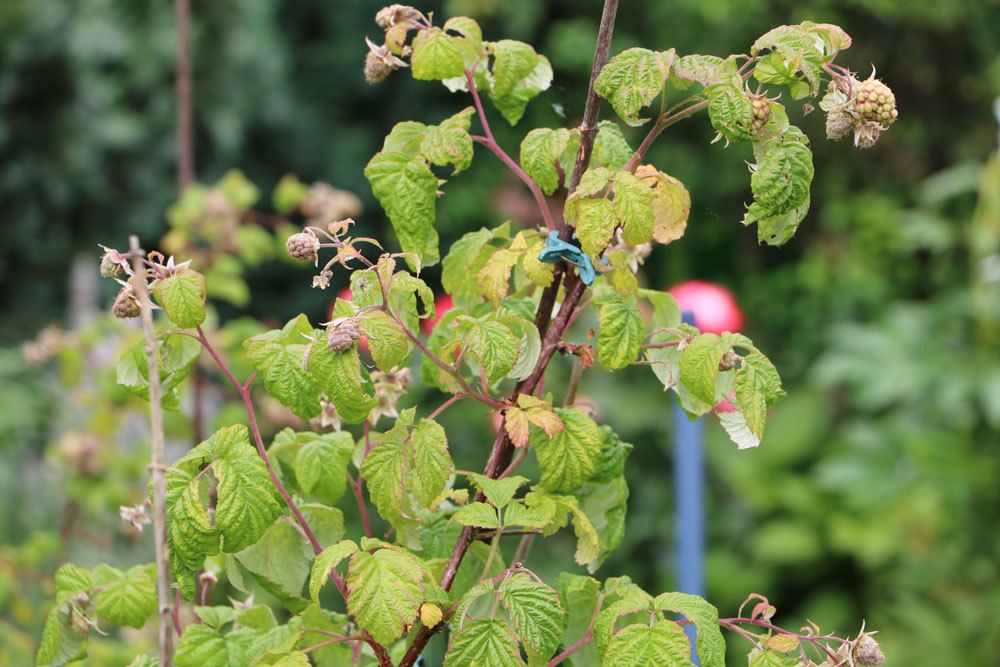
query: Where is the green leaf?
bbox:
[594,48,674,126]
[522,236,555,288]
[574,198,615,258]
[556,574,602,665]
[117,333,201,410]
[751,25,826,97]
[533,407,602,494]
[578,475,629,572]
[153,269,207,328]
[211,426,284,552]
[309,540,358,603]
[613,172,655,245]
[382,121,428,157]
[748,647,800,666]
[193,606,238,629]
[499,573,565,659]
[307,341,377,424]
[597,299,644,370]
[654,592,726,667]
[604,620,695,666]
[244,315,321,419]
[477,248,519,307]
[174,624,230,667]
[411,28,465,81]
[467,473,531,510]
[452,501,501,529]
[409,417,453,507]
[54,564,92,604]
[92,564,157,628]
[233,517,312,612]
[443,227,497,308]
[165,470,218,599]
[126,656,159,667]
[359,310,411,372]
[634,165,690,245]
[520,128,571,195]
[37,601,91,667]
[718,410,760,450]
[300,503,346,548]
[421,107,476,174]
[293,431,355,504]
[673,54,734,87]
[492,40,539,98]
[470,319,519,385]
[490,56,553,125]
[590,425,634,483]
[706,76,754,143]
[591,121,634,170]
[445,619,525,667]
[364,150,440,266]
[679,333,730,405]
[743,128,814,245]
[346,549,424,646]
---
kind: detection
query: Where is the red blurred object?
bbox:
[423,294,453,335]
[668,280,744,334]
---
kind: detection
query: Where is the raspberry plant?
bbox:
[39,3,898,666]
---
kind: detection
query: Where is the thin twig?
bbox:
[546,594,605,666]
[130,235,175,662]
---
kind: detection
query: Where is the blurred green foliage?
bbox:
[2,0,1000,664]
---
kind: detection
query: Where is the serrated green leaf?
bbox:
[743,128,814,245]
[92,564,156,628]
[383,121,429,157]
[117,333,201,410]
[503,501,553,530]
[578,475,629,572]
[613,172,655,245]
[490,55,553,125]
[421,107,476,174]
[444,16,483,51]
[471,319,519,385]
[309,540,358,603]
[520,128,571,195]
[748,647,801,667]
[443,227,496,308]
[359,310,411,372]
[477,248,519,306]
[293,431,354,506]
[37,601,91,667]
[502,314,542,382]
[153,269,206,328]
[533,407,602,494]
[597,299,644,370]
[492,40,539,98]
[346,549,424,646]
[211,426,284,552]
[54,564,92,604]
[299,503,345,548]
[673,54,734,86]
[679,333,730,405]
[706,76,754,142]
[499,573,565,658]
[307,341,377,424]
[604,620,695,666]
[411,28,465,81]
[409,417,452,507]
[126,656,159,667]
[574,198,616,258]
[719,409,761,449]
[468,473,531,510]
[654,592,726,667]
[360,423,415,540]
[193,606,238,629]
[165,469,219,600]
[590,426,634,483]
[175,624,229,667]
[751,25,826,97]
[452,501,501,529]
[634,165,690,245]
[244,315,321,419]
[592,121,634,170]
[445,619,525,667]
[364,150,440,266]
[594,48,674,126]
[522,237,555,288]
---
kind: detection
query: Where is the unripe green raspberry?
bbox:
[112,286,141,319]
[100,253,122,278]
[852,77,897,127]
[749,96,771,137]
[286,231,320,264]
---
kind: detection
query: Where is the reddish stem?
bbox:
[349,474,374,539]
[465,70,558,232]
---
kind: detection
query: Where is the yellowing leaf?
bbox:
[411,28,465,81]
[346,549,424,646]
[635,165,690,244]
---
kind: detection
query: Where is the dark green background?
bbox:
[2,0,1000,663]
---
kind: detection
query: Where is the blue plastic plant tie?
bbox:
[538,230,605,286]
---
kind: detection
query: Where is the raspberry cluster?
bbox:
[853,78,897,126]
[326,317,362,352]
[286,231,320,264]
[750,96,771,137]
[821,73,898,149]
[112,286,140,319]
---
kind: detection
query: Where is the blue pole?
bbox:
[674,311,704,663]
